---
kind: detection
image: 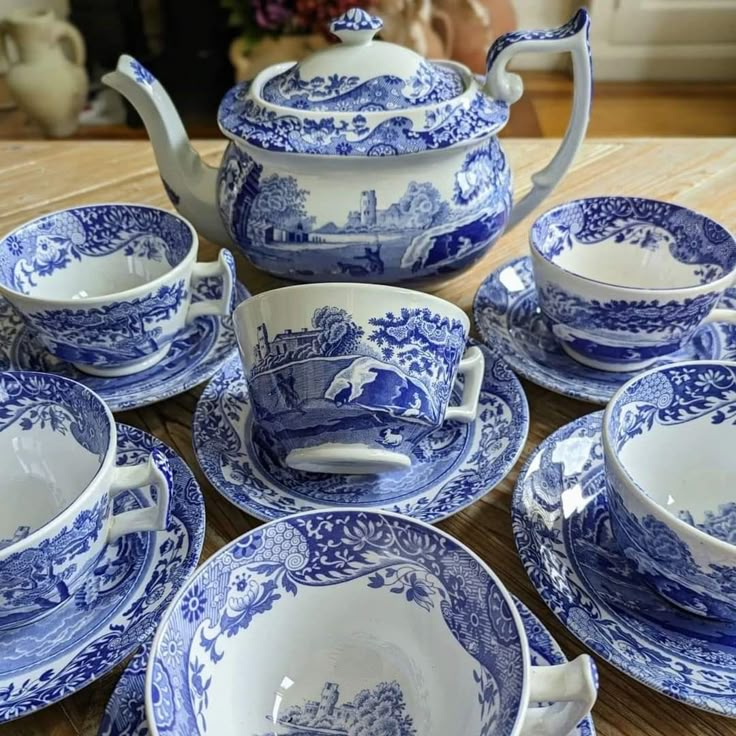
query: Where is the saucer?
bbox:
[0,283,250,412]
[513,412,736,717]
[193,343,529,523]
[97,598,595,736]
[473,256,736,404]
[0,424,205,723]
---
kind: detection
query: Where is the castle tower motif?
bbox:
[360,190,377,227]
[316,682,340,720]
[255,323,270,362]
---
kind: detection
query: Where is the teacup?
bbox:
[233,283,485,474]
[146,508,597,736]
[0,204,235,377]
[530,196,736,372]
[0,370,173,630]
[603,360,736,620]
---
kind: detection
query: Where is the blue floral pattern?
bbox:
[330,8,383,33]
[532,197,736,280]
[513,412,736,717]
[0,205,192,295]
[0,371,110,460]
[130,59,155,86]
[217,83,508,156]
[193,345,528,522]
[0,425,205,723]
[148,511,525,736]
[472,256,736,404]
[217,138,510,283]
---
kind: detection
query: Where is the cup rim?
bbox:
[530,196,736,294]
[144,507,532,736]
[0,203,198,307]
[602,359,736,554]
[0,371,117,559]
[233,282,471,332]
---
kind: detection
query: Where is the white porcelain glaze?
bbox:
[603,360,736,620]
[233,283,484,474]
[0,371,172,630]
[0,204,235,377]
[145,509,597,736]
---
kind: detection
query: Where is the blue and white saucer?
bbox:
[0,283,250,412]
[513,412,736,717]
[97,597,595,736]
[474,256,736,404]
[0,425,205,723]
[193,343,529,523]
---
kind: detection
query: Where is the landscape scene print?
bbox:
[247,304,467,457]
[262,680,415,736]
[218,140,511,282]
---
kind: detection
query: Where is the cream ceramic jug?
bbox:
[1,9,88,138]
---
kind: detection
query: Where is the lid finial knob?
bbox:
[330,9,383,46]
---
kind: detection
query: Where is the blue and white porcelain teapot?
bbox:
[105,8,592,284]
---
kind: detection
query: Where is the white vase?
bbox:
[1,9,88,137]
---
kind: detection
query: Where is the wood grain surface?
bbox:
[1,139,735,736]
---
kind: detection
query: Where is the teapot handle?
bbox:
[484,9,592,230]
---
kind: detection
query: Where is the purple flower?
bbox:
[252,0,293,31]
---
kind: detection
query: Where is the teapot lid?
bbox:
[260,9,465,112]
[217,9,510,156]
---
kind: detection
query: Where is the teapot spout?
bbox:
[103,56,232,246]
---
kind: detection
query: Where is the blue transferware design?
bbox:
[27,281,188,367]
[0,424,205,723]
[245,303,469,459]
[604,362,736,620]
[0,283,250,411]
[130,59,155,86]
[532,197,736,279]
[681,504,736,544]
[473,256,736,404]
[0,205,191,294]
[513,412,736,717]
[330,7,383,33]
[147,510,525,735]
[104,8,591,283]
[538,283,717,365]
[97,601,596,736]
[193,343,528,522]
[217,139,510,283]
[530,197,736,367]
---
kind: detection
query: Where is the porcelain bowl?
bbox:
[0,370,173,630]
[530,197,736,372]
[233,283,485,474]
[0,204,235,377]
[146,509,596,736]
[603,360,736,620]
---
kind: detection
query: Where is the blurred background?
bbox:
[0,0,734,140]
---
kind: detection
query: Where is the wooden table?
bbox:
[2,139,735,736]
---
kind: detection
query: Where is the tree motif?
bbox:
[313,306,364,356]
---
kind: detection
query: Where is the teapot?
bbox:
[104,8,591,284]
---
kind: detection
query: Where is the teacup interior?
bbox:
[532,197,736,289]
[151,513,526,736]
[0,205,193,299]
[0,374,110,545]
[609,363,736,541]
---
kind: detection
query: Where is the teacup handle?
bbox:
[484,9,592,229]
[107,449,173,541]
[444,345,485,423]
[702,308,736,328]
[520,655,598,736]
[186,249,236,322]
